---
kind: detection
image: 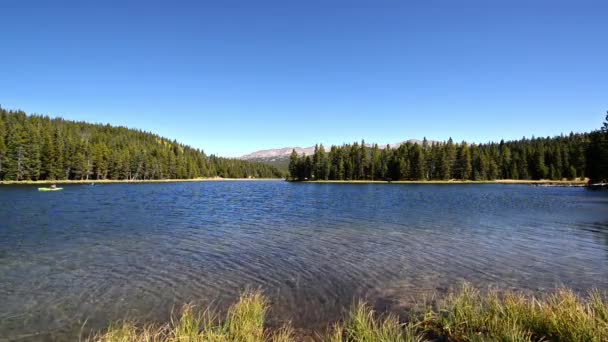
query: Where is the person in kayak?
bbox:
[50,184,57,189]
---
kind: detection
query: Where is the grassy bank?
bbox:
[0,177,282,185]
[91,284,608,341]
[294,179,587,186]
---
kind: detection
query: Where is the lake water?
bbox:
[1,181,608,340]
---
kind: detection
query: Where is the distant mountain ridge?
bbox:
[239,146,316,160]
[239,139,433,160]
[238,139,437,171]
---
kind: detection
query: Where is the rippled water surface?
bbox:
[1,181,608,340]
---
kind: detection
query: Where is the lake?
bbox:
[1,181,607,340]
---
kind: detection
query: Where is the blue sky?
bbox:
[1,1,606,157]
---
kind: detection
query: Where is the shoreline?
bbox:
[293,179,588,186]
[0,177,283,185]
[1,179,590,186]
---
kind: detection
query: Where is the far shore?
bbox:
[1,178,591,186]
[293,179,588,186]
[0,177,283,185]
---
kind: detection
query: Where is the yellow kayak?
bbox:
[38,187,63,191]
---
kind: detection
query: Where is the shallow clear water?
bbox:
[1,181,607,340]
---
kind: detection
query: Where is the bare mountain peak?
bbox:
[239,139,438,161]
[239,146,316,160]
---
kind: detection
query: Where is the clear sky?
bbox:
[1,1,606,157]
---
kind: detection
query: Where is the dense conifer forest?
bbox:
[289,113,608,183]
[0,108,284,181]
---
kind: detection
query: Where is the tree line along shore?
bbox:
[1,107,606,185]
[296,179,587,185]
[0,178,588,185]
[0,177,281,185]
[288,112,608,184]
[0,107,285,182]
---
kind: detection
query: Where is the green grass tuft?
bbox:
[92,290,280,342]
[427,283,608,341]
[91,284,608,341]
[328,301,423,341]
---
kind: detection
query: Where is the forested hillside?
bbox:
[0,108,284,181]
[587,112,608,183]
[289,113,608,182]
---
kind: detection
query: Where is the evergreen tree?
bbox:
[439,149,451,180]
[0,113,7,179]
[410,143,425,180]
[0,107,284,181]
[456,143,472,180]
[587,111,608,183]
[380,146,390,180]
[499,142,511,179]
[445,138,456,179]
[316,144,329,180]
[533,144,549,180]
[370,144,380,181]
[289,149,301,180]
[471,146,487,180]
[359,140,368,180]
[5,120,28,180]
[303,155,313,180]
[312,145,320,180]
